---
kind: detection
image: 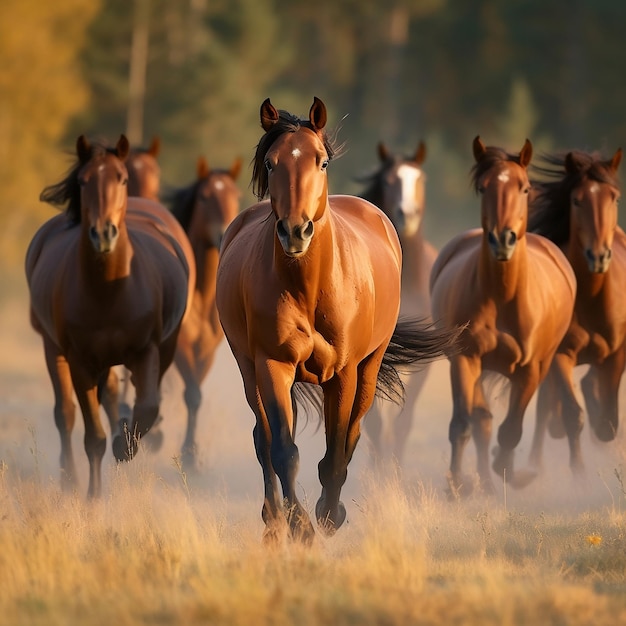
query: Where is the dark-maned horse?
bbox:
[357,141,438,465]
[429,137,576,496]
[527,148,624,474]
[25,135,194,498]
[127,136,161,201]
[168,155,242,468]
[216,97,460,543]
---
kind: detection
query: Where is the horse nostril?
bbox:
[488,231,498,247]
[585,249,595,263]
[107,223,118,241]
[302,220,314,240]
[89,226,99,242]
[276,219,289,239]
[606,248,612,260]
[507,231,517,247]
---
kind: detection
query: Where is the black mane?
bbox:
[528,151,620,247]
[39,142,117,224]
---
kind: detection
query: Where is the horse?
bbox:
[527,148,624,474]
[429,136,576,496]
[127,136,161,201]
[216,97,460,543]
[167,154,242,468]
[25,135,195,498]
[357,140,438,466]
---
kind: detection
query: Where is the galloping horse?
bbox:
[25,135,194,498]
[168,155,242,468]
[429,137,576,495]
[357,141,438,465]
[216,97,460,543]
[527,148,624,474]
[127,136,161,201]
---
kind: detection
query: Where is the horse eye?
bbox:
[523,186,530,194]
[478,185,486,194]
[264,159,272,172]
[321,159,329,170]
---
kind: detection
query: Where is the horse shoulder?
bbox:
[526,233,576,300]
[429,228,482,293]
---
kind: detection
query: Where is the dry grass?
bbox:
[3,288,626,625]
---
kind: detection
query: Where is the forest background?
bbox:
[1,0,624,293]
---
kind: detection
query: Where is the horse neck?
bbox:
[193,243,220,316]
[80,224,132,283]
[567,239,608,298]
[274,211,332,304]
[479,235,528,303]
[398,227,428,291]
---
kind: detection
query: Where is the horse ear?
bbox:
[116,135,130,160]
[309,96,327,131]
[565,151,582,175]
[377,142,390,162]
[76,135,91,163]
[414,140,427,165]
[148,136,160,157]
[197,156,209,179]
[260,98,279,131]
[519,138,533,168]
[472,136,486,162]
[608,148,622,172]
[230,157,243,181]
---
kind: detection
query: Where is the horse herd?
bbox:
[24,97,625,543]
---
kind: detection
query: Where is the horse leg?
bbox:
[528,367,559,472]
[43,338,78,492]
[391,366,430,466]
[255,356,314,544]
[317,351,382,535]
[492,363,539,489]
[470,379,495,495]
[363,398,388,467]
[68,362,107,499]
[588,347,625,443]
[448,355,481,497]
[99,368,121,434]
[112,343,162,461]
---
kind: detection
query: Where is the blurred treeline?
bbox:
[2,0,625,280]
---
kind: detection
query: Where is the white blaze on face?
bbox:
[291,148,301,159]
[589,182,600,194]
[397,163,422,215]
[497,169,510,183]
[214,180,225,191]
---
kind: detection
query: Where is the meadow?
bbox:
[2,287,626,626]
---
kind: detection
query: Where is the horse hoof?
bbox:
[593,420,617,443]
[112,434,137,462]
[315,499,346,535]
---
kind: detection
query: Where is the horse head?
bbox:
[76,134,130,254]
[189,156,242,249]
[127,136,161,201]
[473,136,532,262]
[257,97,331,258]
[376,141,427,238]
[566,148,622,274]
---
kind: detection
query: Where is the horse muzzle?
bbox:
[394,208,421,238]
[488,228,517,261]
[276,218,314,257]
[585,247,612,273]
[89,221,119,253]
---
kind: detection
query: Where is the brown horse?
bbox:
[357,141,438,465]
[25,135,194,498]
[127,136,161,201]
[216,97,460,543]
[527,148,624,474]
[168,155,242,468]
[429,137,576,496]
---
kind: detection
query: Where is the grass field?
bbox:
[2,288,626,625]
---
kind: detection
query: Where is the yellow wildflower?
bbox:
[586,535,602,546]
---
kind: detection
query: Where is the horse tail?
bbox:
[376,317,464,405]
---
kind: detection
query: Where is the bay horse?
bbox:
[527,148,624,474]
[168,155,242,468]
[127,136,161,201]
[216,97,460,543]
[429,136,576,496]
[25,135,194,498]
[357,141,438,465]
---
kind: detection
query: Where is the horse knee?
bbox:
[449,416,471,444]
[270,441,300,482]
[84,432,106,462]
[318,456,348,490]
[497,421,523,450]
